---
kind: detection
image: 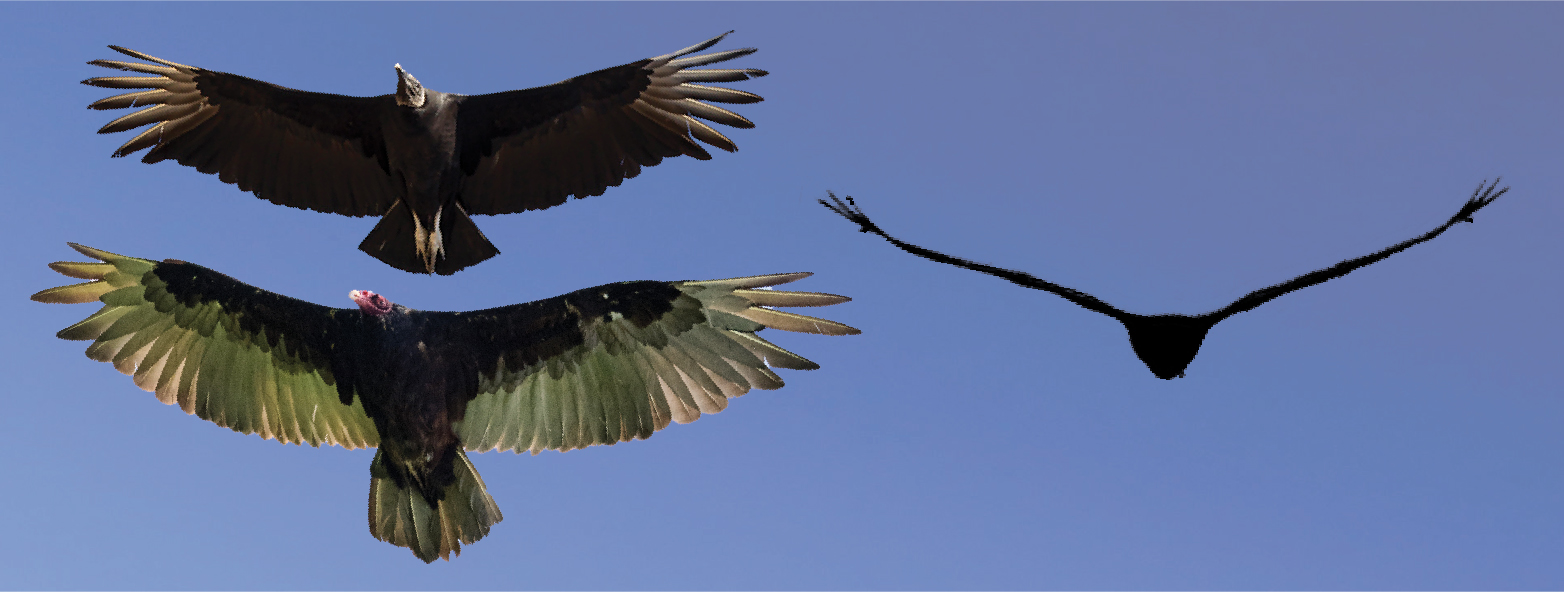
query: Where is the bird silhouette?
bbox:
[822,180,1507,379]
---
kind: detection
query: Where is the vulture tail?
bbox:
[434,202,500,276]
[358,200,499,275]
[368,449,503,563]
[1118,314,1220,380]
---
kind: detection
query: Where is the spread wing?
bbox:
[822,193,1130,320]
[1210,179,1508,321]
[84,47,399,217]
[456,32,768,215]
[446,273,857,454]
[32,243,380,449]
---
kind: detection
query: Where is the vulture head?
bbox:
[350,290,394,316]
[394,64,426,108]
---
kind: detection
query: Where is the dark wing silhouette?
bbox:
[457,32,768,215]
[821,193,1129,320]
[824,182,1508,380]
[84,47,399,217]
[439,273,857,454]
[1209,179,1508,321]
[32,243,380,448]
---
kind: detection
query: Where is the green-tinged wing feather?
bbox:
[33,243,379,449]
[454,274,857,454]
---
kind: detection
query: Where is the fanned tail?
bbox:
[359,200,498,275]
[368,449,502,563]
[434,202,499,276]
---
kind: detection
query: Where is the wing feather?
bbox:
[85,47,398,217]
[33,243,379,449]
[452,273,857,454]
[1209,180,1509,321]
[459,32,767,215]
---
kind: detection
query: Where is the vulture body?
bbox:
[823,180,1506,379]
[34,243,858,562]
[84,33,768,275]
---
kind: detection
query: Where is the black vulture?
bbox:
[34,243,858,562]
[822,180,1506,379]
[84,33,768,275]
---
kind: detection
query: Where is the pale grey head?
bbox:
[394,64,425,108]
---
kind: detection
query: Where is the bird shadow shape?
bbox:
[822,180,1507,379]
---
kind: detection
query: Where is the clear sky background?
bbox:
[1,2,1560,590]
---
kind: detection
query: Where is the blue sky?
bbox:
[2,2,1560,590]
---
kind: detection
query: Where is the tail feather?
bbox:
[359,200,425,274]
[369,449,503,563]
[434,202,500,276]
[359,200,499,275]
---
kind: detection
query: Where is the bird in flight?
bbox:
[34,243,858,562]
[822,180,1507,379]
[84,32,767,275]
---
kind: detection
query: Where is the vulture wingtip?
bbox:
[675,31,737,57]
[65,242,122,262]
[1455,177,1508,224]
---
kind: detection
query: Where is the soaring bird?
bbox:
[84,33,768,275]
[822,180,1506,379]
[33,243,858,562]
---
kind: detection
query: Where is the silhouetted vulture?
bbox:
[34,243,857,562]
[823,180,1506,379]
[84,33,767,275]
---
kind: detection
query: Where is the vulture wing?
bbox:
[32,243,380,449]
[445,273,857,454]
[457,31,768,215]
[821,193,1130,320]
[1209,179,1508,322]
[84,47,399,217]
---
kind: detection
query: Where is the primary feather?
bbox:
[84,32,768,275]
[35,243,857,562]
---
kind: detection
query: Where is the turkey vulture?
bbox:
[822,179,1506,379]
[84,32,768,275]
[33,243,858,562]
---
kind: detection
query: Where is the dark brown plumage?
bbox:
[33,243,858,562]
[84,33,767,275]
[823,180,1507,379]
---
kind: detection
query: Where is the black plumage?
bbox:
[84,33,768,275]
[34,243,858,562]
[823,180,1507,379]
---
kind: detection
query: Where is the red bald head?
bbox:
[349,290,393,316]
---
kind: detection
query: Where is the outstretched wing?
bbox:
[84,47,399,217]
[32,243,380,449]
[822,193,1130,320]
[446,273,857,454]
[1211,179,1508,321]
[457,32,768,215]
